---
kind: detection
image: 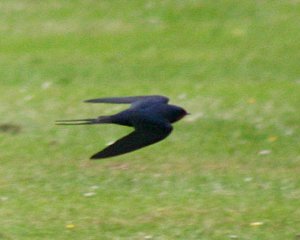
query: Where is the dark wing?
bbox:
[90,121,173,159]
[84,95,169,104]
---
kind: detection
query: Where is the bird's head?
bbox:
[170,106,190,123]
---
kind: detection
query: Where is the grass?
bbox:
[0,0,299,239]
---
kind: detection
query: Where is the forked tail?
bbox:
[55,116,112,125]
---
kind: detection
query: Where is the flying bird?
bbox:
[56,95,188,159]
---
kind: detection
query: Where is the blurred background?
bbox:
[0,1,299,239]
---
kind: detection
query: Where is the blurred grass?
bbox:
[0,0,299,239]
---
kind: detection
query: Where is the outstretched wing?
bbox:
[90,121,173,159]
[85,95,169,104]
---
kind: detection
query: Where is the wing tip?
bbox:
[90,155,99,160]
[90,154,106,160]
[84,99,96,103]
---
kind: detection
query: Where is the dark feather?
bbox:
[84,95,169,104]
[55,116,111,125]
[91,124,172,159]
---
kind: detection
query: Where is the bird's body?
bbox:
[56,95,188,159]
[107,104,186,126]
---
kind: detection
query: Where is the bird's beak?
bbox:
[186,112,191,115]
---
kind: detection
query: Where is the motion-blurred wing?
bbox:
[90,123,172,159]
[85,95,169,104]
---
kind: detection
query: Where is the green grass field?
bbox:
[1,1,299,239]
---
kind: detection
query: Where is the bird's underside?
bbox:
[56,95,177,159]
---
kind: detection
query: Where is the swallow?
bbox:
[56,95,188,159]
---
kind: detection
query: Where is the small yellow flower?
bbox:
[247,98,256,104]
[268,136,278,142]
[65,224,75,229]
[231,28,246,37]
[250,222,264,227]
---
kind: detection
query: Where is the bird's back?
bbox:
[131,102,187,124]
